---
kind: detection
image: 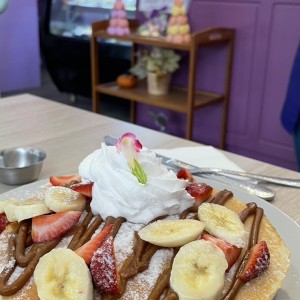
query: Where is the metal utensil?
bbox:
[165,159,300,188]
[164,159,275,201]
[103,135,275,200]
[197,174,274,201]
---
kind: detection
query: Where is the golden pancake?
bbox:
[0,185,290,300]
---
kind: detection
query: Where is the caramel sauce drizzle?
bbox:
[0,211,128,296]
[0,235,61,296]
[148,249,180,300]
[163,292,179,300]
[102,232,161,299]
[68,211,95,250]
[221,203,264,300]
[70,214,103,250]
[100,190,236,300]
[151,267,172,298]
[0,189,265,299]
[127,194,262,300]
[15,221,40,267]
[212,190,234,205]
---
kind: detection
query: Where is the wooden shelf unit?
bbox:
[91,20,235,149]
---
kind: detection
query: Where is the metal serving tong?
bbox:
[103,135,275,201]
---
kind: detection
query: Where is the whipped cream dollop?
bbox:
[79,143,194,224]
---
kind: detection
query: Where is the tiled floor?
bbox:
[2,65,130,122]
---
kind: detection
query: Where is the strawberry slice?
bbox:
[50,175,81,186]
[70,182,94,198]
[239,240,270,282]
[201,233,242,271]
[90,236,120,295]
[75,224,113,264]
[177,169,194,182]
[0,213,9,234]
[186,182,213,206]
[32,211,82,243]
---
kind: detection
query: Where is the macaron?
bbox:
[183,34,191,43]
[118,18,129,28]
[174,0,184,5]
[107,27,117,35]
[111,10,119,18]
[109,18,118,27]
[172,4,187,15]
[168,16,178,26]
[177,15,188,25]
[167,25,179,36]
[179,24,190,35]
[115,27,127,36]
[115,10,127,19]
[174,34,184,43]
[114,1,125,10]
[166,35,174,42]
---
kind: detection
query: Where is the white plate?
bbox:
[0,178,299,299]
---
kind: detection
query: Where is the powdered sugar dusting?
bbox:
[122,248,173,299]
[46,186,80,204]
[114,222,144,268]
[90,236,119,294]
[0,177,293,299]
[0,233,13,273]
[135,249,173,286]
[57,236,73,248]
[6,277,33,300]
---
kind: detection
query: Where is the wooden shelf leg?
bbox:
[220,35,235,149]
[186,42,197,140]
[130,43,138,123]
[91,35,100,113]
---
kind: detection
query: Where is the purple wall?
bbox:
[1,0,297,170]
[136,0,300,170]
[0,0,40,93]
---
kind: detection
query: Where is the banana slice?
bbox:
[138,219,205,247]
[4,204,17,222]
[170,240,227,300]
[34,248,93,300]
[4,200,51,222]
[45,186,86,212]
[0,198,18,213]
[198,203,247,247]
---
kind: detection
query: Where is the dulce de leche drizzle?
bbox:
[105,191,263,300]
[221,203,264,300]
[0,207,125,296]
[100,189,238,300]
[0,188,265,300]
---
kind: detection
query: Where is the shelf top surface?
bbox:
[95,81,223,113]
[93,26,235,50]
[94,31,192,50]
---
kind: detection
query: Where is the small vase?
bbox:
[147,72,171,96]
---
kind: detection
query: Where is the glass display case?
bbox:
[49,0,136,39]
[39,0,136,98]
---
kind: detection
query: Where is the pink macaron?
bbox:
[107,26,117,35]
[109,18,118,27]
[177,15,187,25]
[174,0,184,5]
[118,18,129,28]
[168,16,177,26]
[173,34,184,43]
[114,2,125,10]
[183,34,191,43]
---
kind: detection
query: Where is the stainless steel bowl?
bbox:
[0,147,47,185]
